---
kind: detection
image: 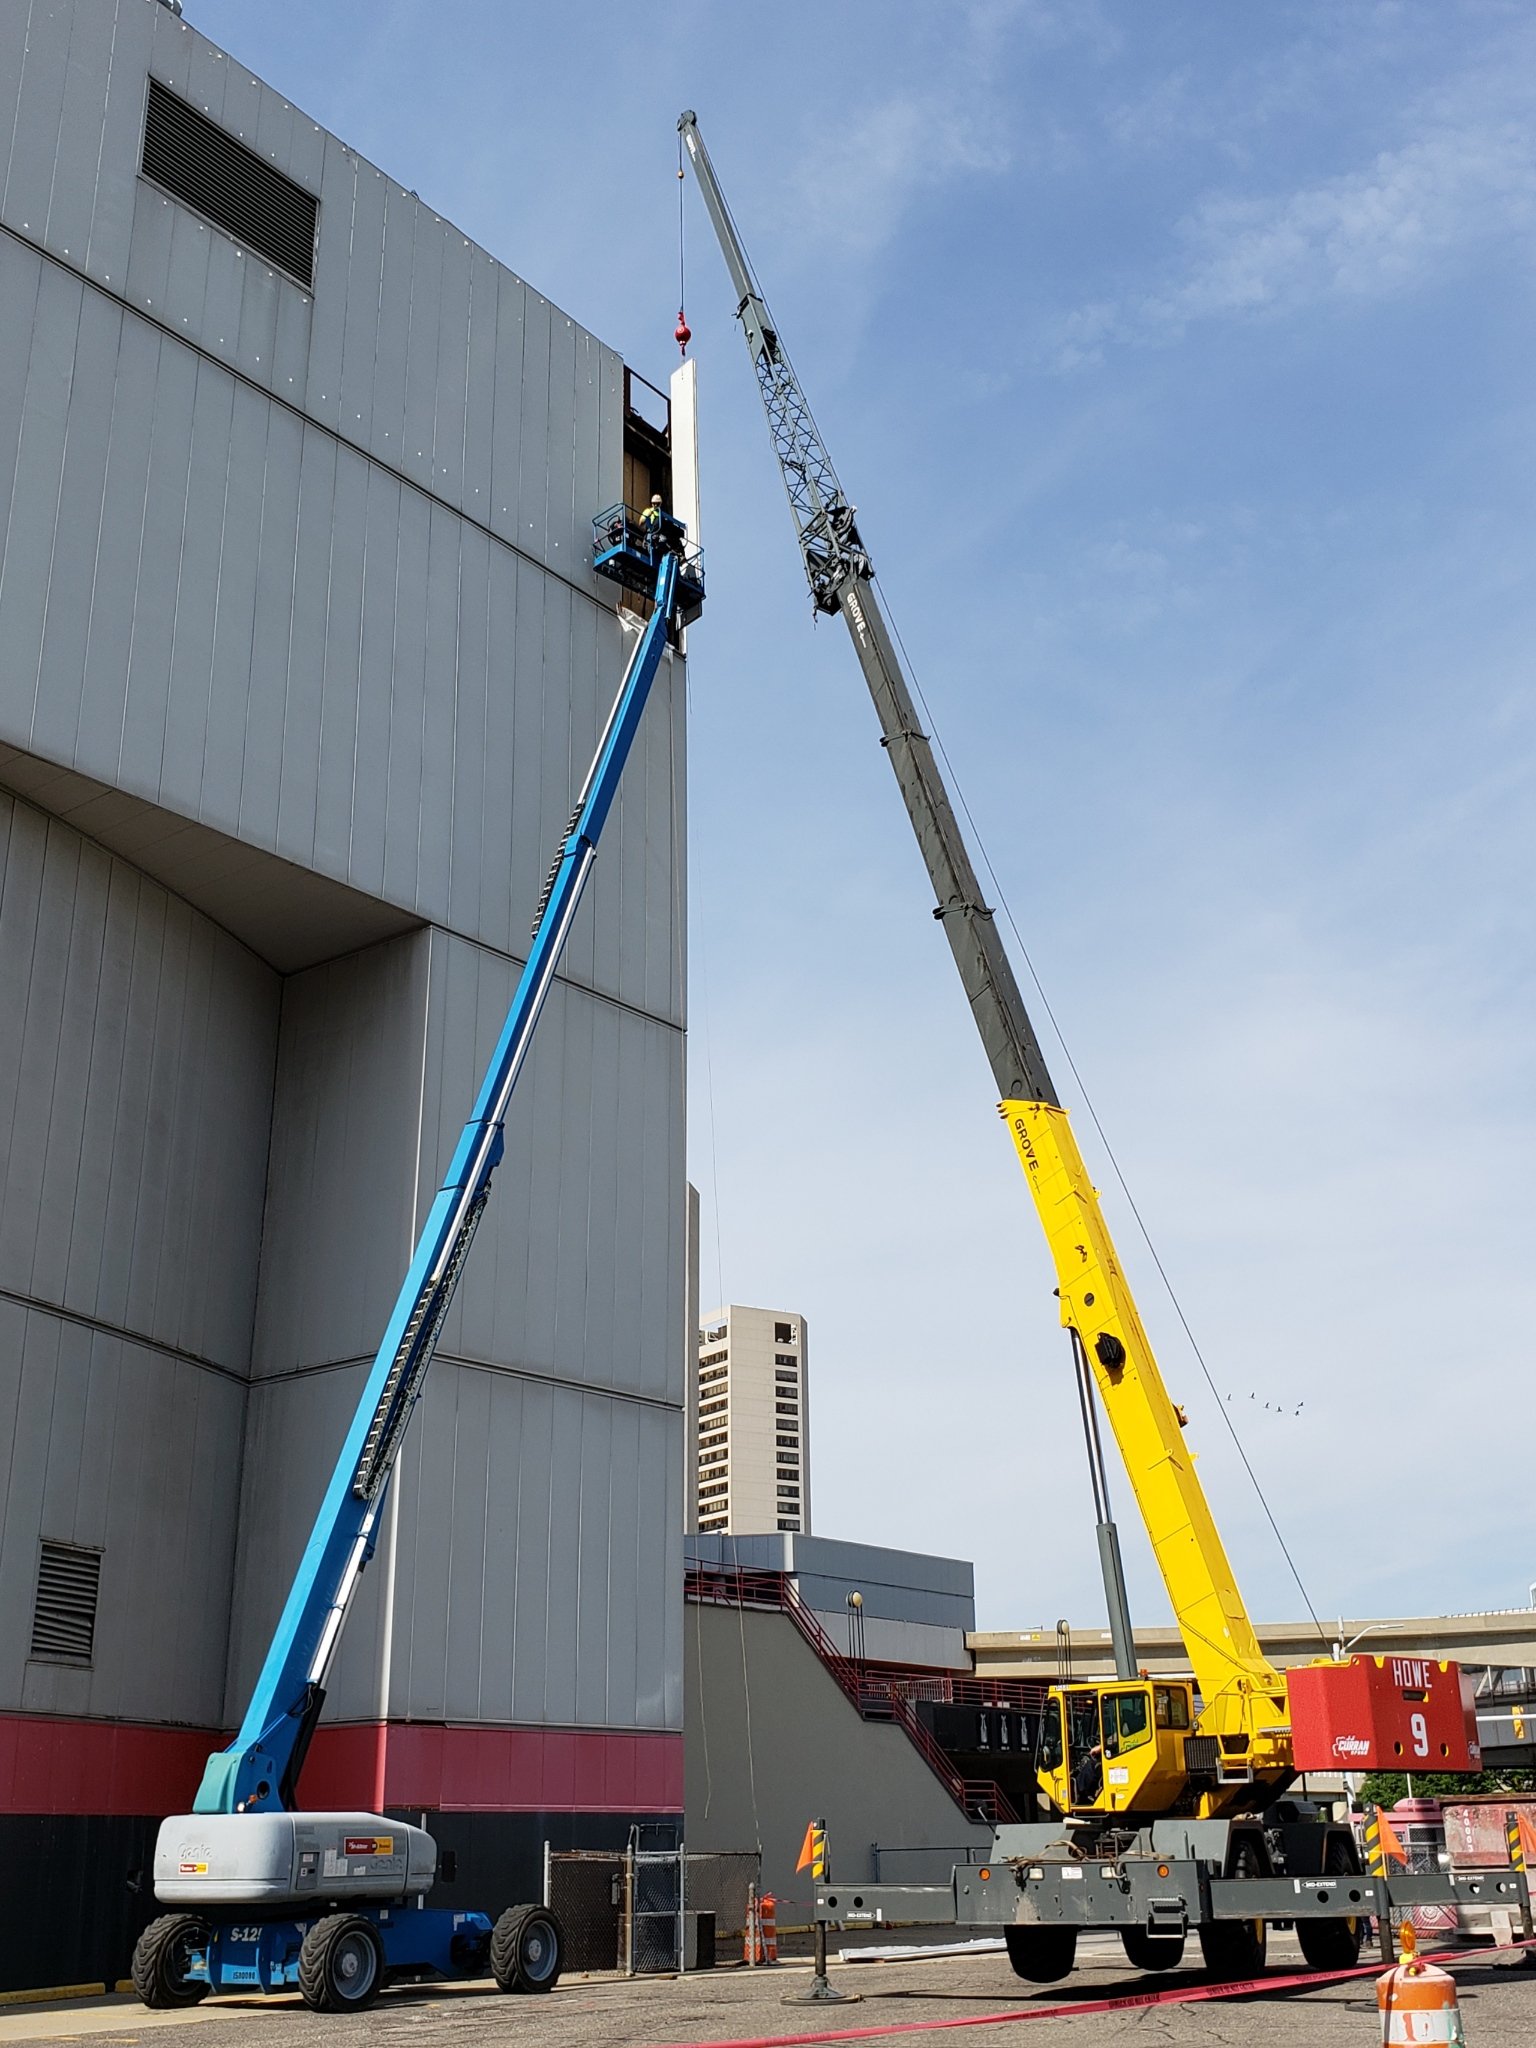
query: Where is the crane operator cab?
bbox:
[1038,1681,1195,1820]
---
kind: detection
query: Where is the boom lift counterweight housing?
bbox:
[133,541,697,2011]
[678,109,1513,1982]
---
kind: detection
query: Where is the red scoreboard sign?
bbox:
[1287,1655,1480,1773]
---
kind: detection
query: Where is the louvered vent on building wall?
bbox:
[141,77,317,288]
[31,1541,103,1663]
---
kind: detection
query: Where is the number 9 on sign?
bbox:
[1411,1712,1429,1758]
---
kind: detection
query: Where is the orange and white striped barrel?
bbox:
[759,1891,779,1963]
[743,1888,762,1964]
[1377,1925,1464,2047]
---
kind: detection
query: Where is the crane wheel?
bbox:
[1297,1834,1365,1971]
[1122,1928,1185,1971]
[1198,1834,1268,1980]
[131,1914,210,2008]
[298,1914,384,2012]
[1004,1925,1077,1982]
[490,1903,564,1993]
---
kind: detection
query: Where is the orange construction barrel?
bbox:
[1377,1923,1465,2047]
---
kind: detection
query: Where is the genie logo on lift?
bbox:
[1391,1659,1432,1690]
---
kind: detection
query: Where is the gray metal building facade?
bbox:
[0,0,685,1991]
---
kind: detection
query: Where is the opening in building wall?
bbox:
[31,1541,104,1664]
[623,369,673,517]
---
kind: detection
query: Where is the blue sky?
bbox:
[209,0,1536,1634]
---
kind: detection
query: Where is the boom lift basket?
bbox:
[594,503,705,625]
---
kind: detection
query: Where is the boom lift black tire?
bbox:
[131,1914,211,2008]
[490,1903,563,1993]
[1122,1928,1185,1971]
[1198,1835,1268,1981]
[297,1914,384,2012]
[1297,1835,1365,1971]
[1004,1926,1077,1982]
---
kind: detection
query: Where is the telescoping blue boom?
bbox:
[197,549,683,1817]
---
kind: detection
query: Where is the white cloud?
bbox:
[1059,61,1536,362]
[796,89,1011,261]
[1149,116,1536,330]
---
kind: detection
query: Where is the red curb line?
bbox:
[645,1936,1535,2048]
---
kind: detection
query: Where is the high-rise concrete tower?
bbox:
[693,1306,811,1534]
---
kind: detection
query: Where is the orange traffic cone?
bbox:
[1377,1922,1464,2046]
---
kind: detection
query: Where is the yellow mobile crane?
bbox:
[679,114,1507,1984]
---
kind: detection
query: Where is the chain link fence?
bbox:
[545,1844,760,1974]
[685,1849,760,1954]
[545,1850,625,1973]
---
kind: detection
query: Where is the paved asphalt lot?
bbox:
[3,1935,1533,2048]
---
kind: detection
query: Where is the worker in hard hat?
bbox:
[638,493,666,552]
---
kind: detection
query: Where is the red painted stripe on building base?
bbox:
[0,1713,682,1816]
[0,1714,214,1816]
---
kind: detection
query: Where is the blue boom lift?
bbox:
[131,527,702,2013]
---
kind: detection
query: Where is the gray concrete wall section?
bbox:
[0,792,275,1725]
[0,2,663,991]
[686,1533,976,1631]
[0,0,687,1755]
[684,1603,990,1920]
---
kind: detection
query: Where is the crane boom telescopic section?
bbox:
[678,114,1057,1114]
[679,110,1290,1771]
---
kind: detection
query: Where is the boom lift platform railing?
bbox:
[130,537,696,2014]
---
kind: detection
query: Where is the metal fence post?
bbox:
[623,1842,636,1976]
[542,1838,551,1909]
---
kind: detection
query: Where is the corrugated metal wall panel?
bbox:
[3,1,72,257]
[43,0,118,272]
[516,291,553,564]
[5,5,631,586]
[270,430,338,861]
[223,1361,386,1726]
[378,1368,681,1731]
[430,229,475,503]
[334,158,389,449]
[0,794,277,1374]
[236,404,306,848]
[415,941,685,1407]
[0,1302,246,1729]
[1,0,688,1763]
[249,929,429,1380]
[0,250,683,1020]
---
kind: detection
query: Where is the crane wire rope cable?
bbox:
[670,652,714,1823]
[870,573,1328,1647]
[677,128,687,321]
[730,1536,763,1851]
[686,665,729,1311]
